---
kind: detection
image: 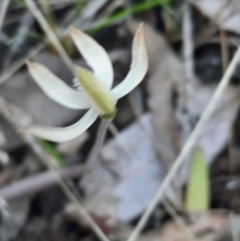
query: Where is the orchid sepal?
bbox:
[18,108,98,142]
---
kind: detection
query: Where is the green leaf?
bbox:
[40,140,66,167]
[185,147,210,211]
[11,0,26,7]
[88,0,173,34]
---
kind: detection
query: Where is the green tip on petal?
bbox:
[102,109,117,120]
[18,108,98,142]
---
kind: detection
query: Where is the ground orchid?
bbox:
[20,24,148,142]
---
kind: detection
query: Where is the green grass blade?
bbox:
[88,0,173,34]
[7,32,43,45]
[185,146,210,211]
[11,0,26,7]
[40,140,66,167]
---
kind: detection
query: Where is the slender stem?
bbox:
[127,43,240,241]
[24,0,73,72]
[0,43,45,85]
[0,0,10,32]
[229,213,239,241]
[0,164,83,201]
[182,3,194,84]
[87,118,111,164]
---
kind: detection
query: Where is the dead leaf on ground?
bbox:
[80,114,163,222]
[138,212,225,241]
[192,0,240,34]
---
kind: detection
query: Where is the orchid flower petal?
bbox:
[19,108,98,142]
[26,61,92,109]
[111,23,148,99]
[69,26,114,89]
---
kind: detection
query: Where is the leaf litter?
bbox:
[2,1,240,241]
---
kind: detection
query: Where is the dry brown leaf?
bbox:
[138,212,225,241]
[192,0,240,34]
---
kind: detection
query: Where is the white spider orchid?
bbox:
[20,24,148,142]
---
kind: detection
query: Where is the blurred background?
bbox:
[0,0,240,240]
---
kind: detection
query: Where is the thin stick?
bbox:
[218,12,233,175]
[24,0,73,72]
[0,164,83,201]
[0,43,45,85]
[0,0,71,85]
[182,3,194,85]
[229,213,239,241]
[0,95,111,241]
[220,27,228,73]
[127,44,240,241]
[39,0,55,23]
[0,0,10,32]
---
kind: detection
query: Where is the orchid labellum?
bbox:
[20,24,148,142]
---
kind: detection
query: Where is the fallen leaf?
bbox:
[138,212,225,241]
[81,114,163,222]
[192,0,240,34]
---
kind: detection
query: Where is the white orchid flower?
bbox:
[20,24,148,142]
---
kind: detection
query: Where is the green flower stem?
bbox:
[87,118,111,164]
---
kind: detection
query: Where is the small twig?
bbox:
[216,1,229,74]
[178,3,195,142]
[0,0,10,32]
[24,0,74,72]
[229,212,239,241]
[39,0,55,23]
[3,12,35,69]
[0,95,111,241]
[0,164,83,201]
[218,9,233,176]
[0,0,75,85]
[86,118,111,164]
[219,27,228,73]
[182,3,194,85]
[0,43,45,85]
[0,0,72,85]
[127,42,240,241]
